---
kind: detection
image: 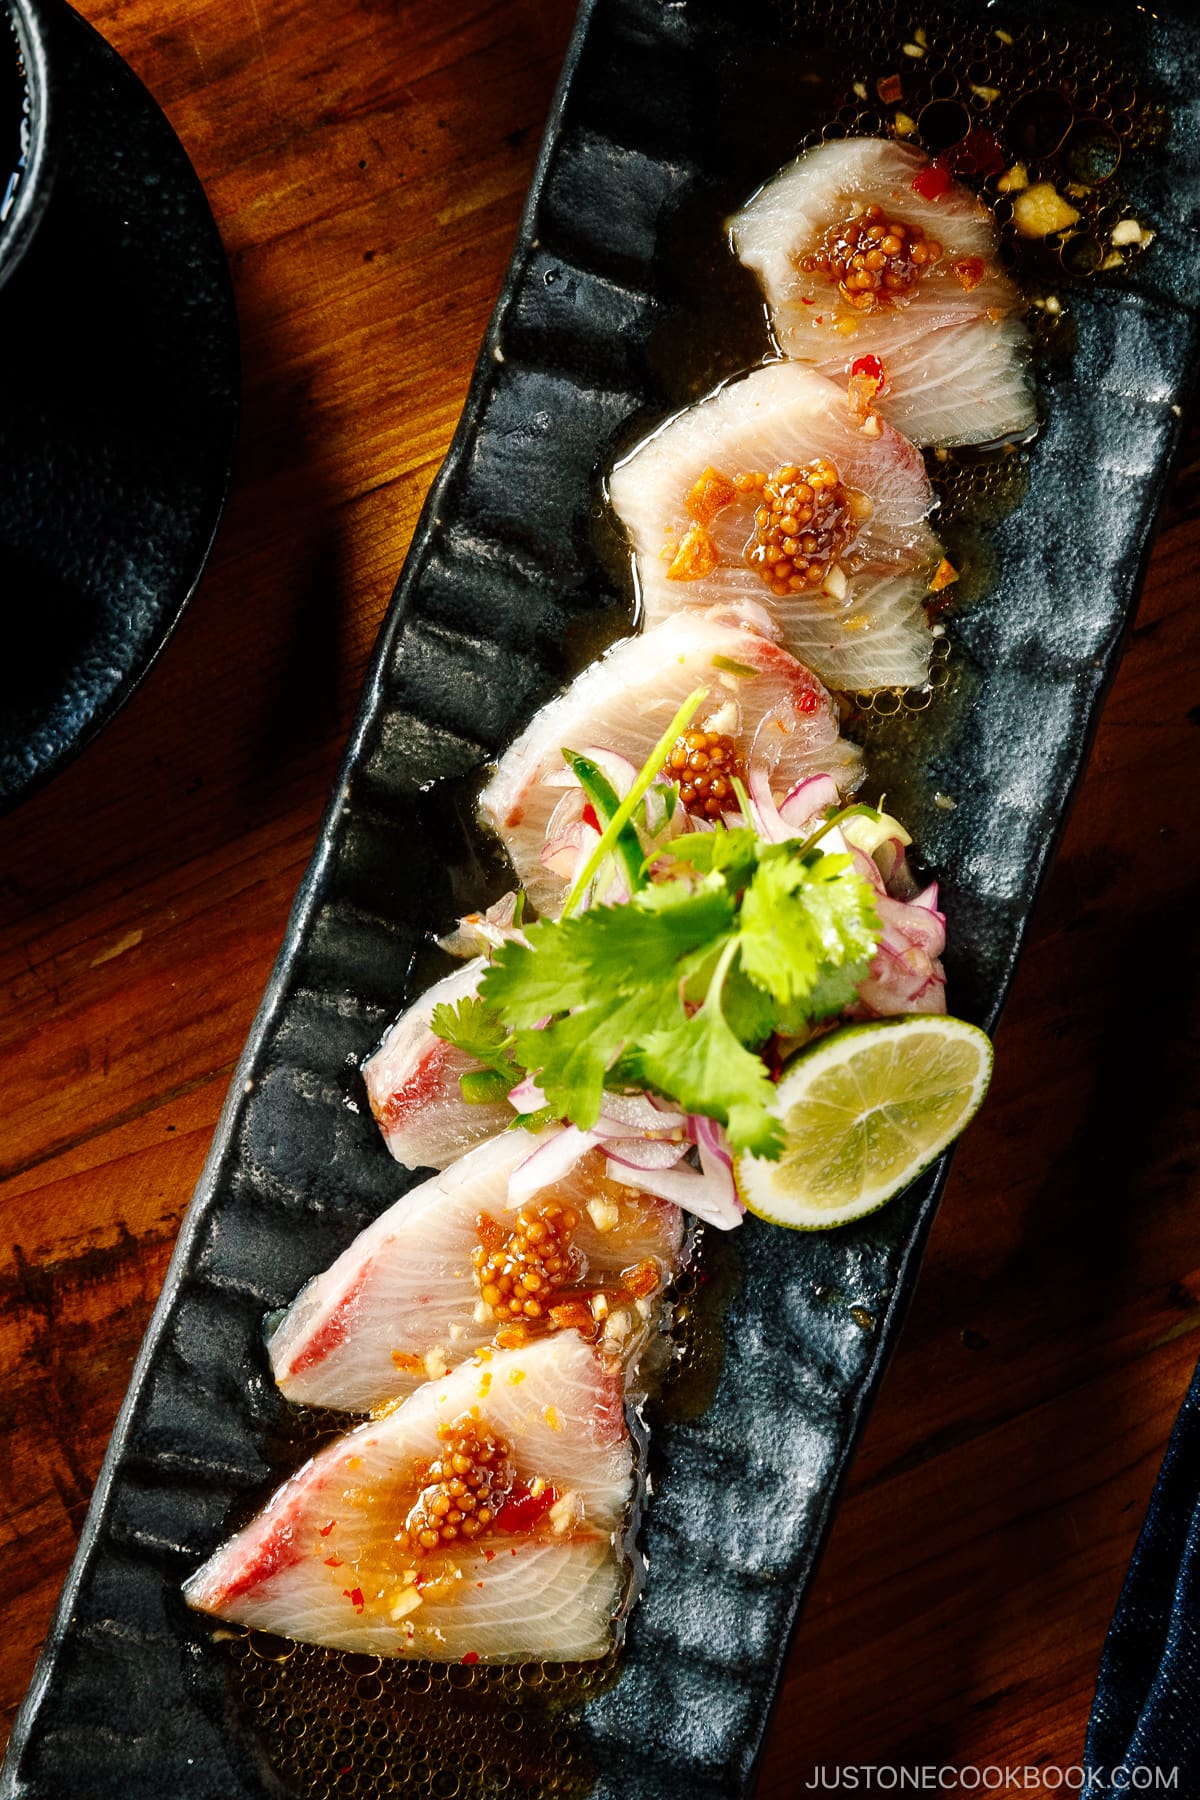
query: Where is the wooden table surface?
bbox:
[2,0,1198,1789]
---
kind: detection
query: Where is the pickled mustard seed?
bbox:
[663,728,745,819]
[402,1418,515,1551]
[473,1203,581,1323]
[744,459,859,597]
[798,204,942,311]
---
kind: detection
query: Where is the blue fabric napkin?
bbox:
[1085,1359,1200,1794]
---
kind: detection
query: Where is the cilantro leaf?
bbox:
[634,975,784,1158]
[481,889,735,1025]
[430,995,512,1068]
[512,991,675,1129]
[429,994,520,1101]
[472,817,885,1157]
[662,825,761,890]
[739,849,880,1021]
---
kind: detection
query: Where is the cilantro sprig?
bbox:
[475,823,881,1159]
[429,994,520,1105]
[431,677,885,1157]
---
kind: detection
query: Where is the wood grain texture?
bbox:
[1,0,1197,1790]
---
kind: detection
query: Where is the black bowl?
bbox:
[0,0,53,293]
[0,0,238,813]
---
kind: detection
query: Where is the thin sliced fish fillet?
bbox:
[184,1337,632,1662]
[268,1132,684,1411]
[608,363,941,692]
[479,606,864,916]
[363,958,513,1171]
[730,137,1035,449]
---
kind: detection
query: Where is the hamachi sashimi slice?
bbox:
[363,958,513,1171]
[479,607,864,916]
[608,363,941,691]
[268,1131,684,1411]
[730,138,1035,449]
[184,1337,633,1662]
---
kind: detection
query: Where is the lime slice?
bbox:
[737,1015,993,1230]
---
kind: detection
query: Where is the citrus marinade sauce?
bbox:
[664,456,873,602]
[319,1412,566,1649]
[798,201,944,309]
[472,1193,665,1352]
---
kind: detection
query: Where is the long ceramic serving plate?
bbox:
[5,0,1200,1795]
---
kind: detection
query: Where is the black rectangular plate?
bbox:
[5,0,1200,1796]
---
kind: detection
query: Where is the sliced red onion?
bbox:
[544,787,585,837]
[541,819,600,882]
[603,1137,692,1172]
[591,863,631,909]
[508,1125,598,1209]
[747,762,792,843]
[911,881,940,913]
[877,892,946,958]
[855,944,947,1017]
[847,842,887,894]
[692,1114,736,1177]
[778,772,840,829]
[581,746,637,798]
[542,746,636,795]
[603,1154,744,1230]
[872,836,905,890]
[507,1074,548,1114]
[597,1091,688,1133]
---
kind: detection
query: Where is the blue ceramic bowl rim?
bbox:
[0,0,53,293]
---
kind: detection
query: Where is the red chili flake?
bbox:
[876,73,903,105]
[461,1651,480,1666]
[799,295,815,306]
[318,1519,336,1537]
[484,1549,496,1562]
[953,257,986,293]
[911,164,952,201]
[797,689,822,716]
[850,354,886,391]
[939,127,1005,179]
[494,1481,558,1534]
[343,1587,365,1613]
[324,1556,343,1569]
[581,801,601,833]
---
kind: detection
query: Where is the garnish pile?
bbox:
[433,694,886,1162]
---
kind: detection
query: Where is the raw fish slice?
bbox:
[479,607,864,916]
[805,315,1033,454]
[268,1131,684,1411]
[184,1337,633,1662]
[364,958,512,1171]
[608,363,941,692]
[731,137,1035,448]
